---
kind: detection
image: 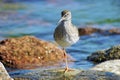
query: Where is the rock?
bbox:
[91,60,120,75]
[10,60,120,80]
[75,70,120,80]
[12,68,81,80]
[12,68,120,80]
[78,27,101,36]
[78,27,120,36]
[0,36,72,69]
[0,62,13,80]
[108,28,120,34]
[87,45,120,63]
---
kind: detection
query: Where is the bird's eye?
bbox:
[64,14,68,17]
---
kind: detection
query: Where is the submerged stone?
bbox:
[12,68,120,80]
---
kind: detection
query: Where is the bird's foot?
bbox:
[64,67,69,73]
[64,67,75,73]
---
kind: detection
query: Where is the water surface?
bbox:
[0,0,120,76]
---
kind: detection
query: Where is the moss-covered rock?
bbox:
[75,70,119,80]
[10,60,120,80]
[12,68,120,80]
[87,45,120,63]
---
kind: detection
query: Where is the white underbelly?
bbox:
[56,34,79,47]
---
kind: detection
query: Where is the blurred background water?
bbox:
[0,0,120,74]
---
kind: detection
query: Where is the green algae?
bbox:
[96,18,120,24]
[87,45,120,63]
[0,2,26,11]
[12,68,120,80]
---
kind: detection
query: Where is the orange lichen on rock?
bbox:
[0,36,72,69]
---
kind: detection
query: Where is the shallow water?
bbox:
[0,0,120,76]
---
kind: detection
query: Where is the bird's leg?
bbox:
[63,48,69,73]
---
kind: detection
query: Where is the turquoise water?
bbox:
[0,0,120,75]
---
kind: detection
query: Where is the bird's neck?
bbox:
[61,19,72,27]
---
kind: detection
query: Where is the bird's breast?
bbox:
[54,22,79,47]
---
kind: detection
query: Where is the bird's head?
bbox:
[58,10,71,23]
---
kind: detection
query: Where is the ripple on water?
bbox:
[0,0,120,77]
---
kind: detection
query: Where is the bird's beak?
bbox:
[58,16,65,24]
